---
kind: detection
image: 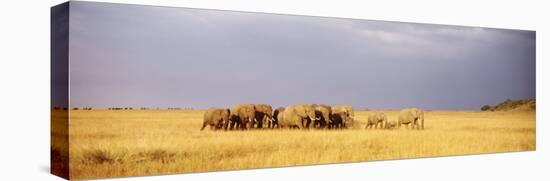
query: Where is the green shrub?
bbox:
[480,105,492,111]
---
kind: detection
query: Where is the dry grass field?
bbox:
[52,109,535,180]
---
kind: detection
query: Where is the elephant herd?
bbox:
[200,104,425,131]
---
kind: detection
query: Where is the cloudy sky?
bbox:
[66,1,535,109]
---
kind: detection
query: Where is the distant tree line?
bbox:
[52,106,68,110]
[480,98,536,111]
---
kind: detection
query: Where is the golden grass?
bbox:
[54,109,535,179]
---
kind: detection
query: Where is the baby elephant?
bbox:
[384,120,397,129]
[330,112,350,129]
[201,108,230,131]
[366,111,387,129]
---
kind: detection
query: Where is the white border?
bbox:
[0,0,546,181]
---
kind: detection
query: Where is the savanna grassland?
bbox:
[52,109,535,180]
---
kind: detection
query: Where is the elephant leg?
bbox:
[248,120,254,129]
[200,122,207,131]
[262,117,266,128]
[226,121,231,130]
[236,121,241,130]
[257,116,263,129]
[260,116,266,128]
[240,122,247,130]
[313,120,318,128]
[315,121,319,129]
[311,120,319,129]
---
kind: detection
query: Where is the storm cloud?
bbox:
[67,1,535,110]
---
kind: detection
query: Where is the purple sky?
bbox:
[65,1,535,110]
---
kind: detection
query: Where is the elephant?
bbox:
[329,111,350,129]
[276,108,285,127]
[271,107,285,128]
[366,111,387,129]
[332,105,355,128]
[332,105,354,117]
[384,119,397,129]
[252,104,273,129]
[228,104,256,130]
[312,104,332,129]
[398,108,425,129]
[201,108,230,131]
[280,104,317,129]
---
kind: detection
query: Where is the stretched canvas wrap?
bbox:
[51,1,536,180]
